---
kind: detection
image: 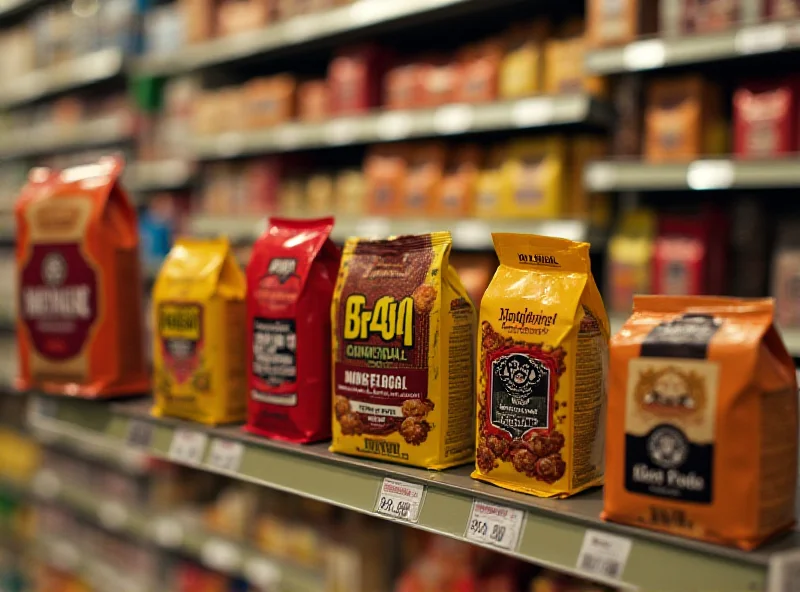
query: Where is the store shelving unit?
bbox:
[0,116,133,159]
[192,94,612,159]
[583,157,800,192]
[0,47,124,109]
[191,215,595,249]
[124,160,195,193]
[15,470,322,592]
[585,19,800,75]
[22,394,800,592]
[134,0,525,76]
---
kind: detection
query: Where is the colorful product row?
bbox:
[587,0,798,48]
[13,158,798,552]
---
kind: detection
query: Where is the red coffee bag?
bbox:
[245,217,340,443]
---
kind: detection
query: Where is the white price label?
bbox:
[325,119,357,145]
[216,132,244,157]
[168,429,208,466]
[768,549,800,592]
[274,125,301,149]
[244,558,281,589]
[576,529,632,580]
[736,23,787,55]
[584,163,618,191]
[434,105,474,135]
[374,478,425,523]
[206,439,244,473]
[464,500,525,552]
[200,538,241,573]
[622,39,666,71]
[284,15,316,42]
[151,517,184,548]
[686,160,735,190]
[98,500,129,530]
[377,111,413,140]
[126,420,153,450]
[512,98,554,128]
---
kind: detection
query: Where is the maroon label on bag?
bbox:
[20,243,98,361]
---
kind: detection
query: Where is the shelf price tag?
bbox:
[434,105,474,135]
[206,439,245,473]
[465,500,525,552]
[686,160,734,190]
[768,549,800,592]
[168,429,208,466]
[126,420,153,450]
[244,558,281,589]
[377,112,413,140]
[98,500,129,531]
[512,98,554,128]
[622,39,666,71]
[736,23,787,55]
[151,517,184,548]
[374,478,425,523]
[576,529,632,580]
[201,538,241,573]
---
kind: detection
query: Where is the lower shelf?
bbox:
[23,393,800,592]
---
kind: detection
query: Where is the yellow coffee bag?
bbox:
[331,232,476,469]
[152,237,247,425]
[473,234,609,497]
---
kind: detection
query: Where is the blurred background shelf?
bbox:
[21,394,800,592]
[0,47,124,109]
[585,20,800,75]
[190,215,598,249]
[0,116,133,159]
[583,158,800,192]
[191,95,612,159]
[134,0,527,76]
[124,159,195,192]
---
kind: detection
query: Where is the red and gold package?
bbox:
[331,232,476,468]
[734,79,798,158]
[16,157,149,397]
[246,217,340,443]
[385,62,422,110]
[245,75,296,128]
[457,39,502,103]
[604,296,797,549]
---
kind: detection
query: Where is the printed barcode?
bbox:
[580,554,621,578]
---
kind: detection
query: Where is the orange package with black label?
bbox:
[604,296,797,549]
[16,157,149,398]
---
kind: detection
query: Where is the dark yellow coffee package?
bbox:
[152,237,247,425]
[604,296,797,550]
[473,234,609,497]
[331,232,476,469]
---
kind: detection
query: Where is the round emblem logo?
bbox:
[41,253,67,286]
[647,425,689,469]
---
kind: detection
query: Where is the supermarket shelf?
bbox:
[124,160,195,192]
[23,394,800,592]
[0,465,324,592]
[135,0,523,77]
[0,47,124,109]
[585,20,800,75]
[191,215,595,249]
[191,95,612,159]
[609,314,800,357]
[36,538,151,592]
[0,0,43,19]
[24,469,322,592]
[583,157,800,192]
[0,116,133,159]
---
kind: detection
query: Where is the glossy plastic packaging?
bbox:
[245,217,340,443]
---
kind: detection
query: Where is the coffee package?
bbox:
[152,238,247,425]
[474,234,609,497]
[16,157,149,397]
[245,218,340,443]
[604,296,797,549]
[331,232,476,469]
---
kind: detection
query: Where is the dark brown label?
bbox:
[20,243,98,361]
[334,238,434,435]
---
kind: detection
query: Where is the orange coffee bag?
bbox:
[604,296,797,549]
[16,157,149,398]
